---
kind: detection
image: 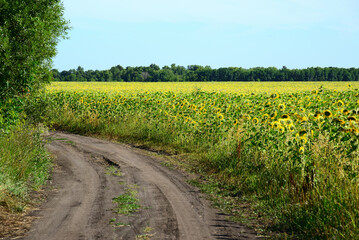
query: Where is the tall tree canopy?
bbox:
[0,0,69,100]
[54,65,359,83]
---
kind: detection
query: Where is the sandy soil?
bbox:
[13,132,260,240]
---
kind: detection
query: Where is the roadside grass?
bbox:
[0,123,52,213]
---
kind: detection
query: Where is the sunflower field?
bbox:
[33,82,359,239]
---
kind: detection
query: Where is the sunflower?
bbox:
[314,112,321,119]
[270,111,277,119]
[298,130,307,137]
[278,126,285,133]
[300,116,308,122]
[278,103,286,111]
[336,100,345,108]
[217,113,224,120]
[273,121,280,128]
[299,146,305,154]
[353,128,359,135]
[323,110,332,118]
[347,116,356,122]
[317,116,325,124]
[299,136,308,145]
[243,114,251,120]
[288,124,295,132]
[342,109,349,115]
[262,113,270,121]
[281,114,290,119]
[265,101,272,107]
[286,119,293,125]
[312,89,318,94]
[271,93,279,99]
[334,118,346,125]
[252,118,259,124]
[233,119,239,125]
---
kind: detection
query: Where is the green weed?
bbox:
[112,184,140,216]
[106,165,122,177]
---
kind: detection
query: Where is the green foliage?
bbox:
[0,123,52,212]
[53,64,359,82]
[0,0,69,100]
[0,96,24,131]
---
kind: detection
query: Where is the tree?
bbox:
[0,0,70,100]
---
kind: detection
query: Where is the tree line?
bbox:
[52,64,359,82]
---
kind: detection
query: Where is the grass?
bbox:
[0,123,52,213]
[112,184,141,216]
[136,226,155,240]
[106,165,122,177]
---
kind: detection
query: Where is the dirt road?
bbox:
[21,132,259,240]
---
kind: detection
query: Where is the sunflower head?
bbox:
[299,136,308,145]
[288,124,295,132]
[298,130,307,137]
[271,93,279,99]
[270,111,278,119]
[334,118,346,125]
[281,114,290,119]
[273,121,280,128]
[336,100,345,108]
[278,103,286,111]
[348,116,356,122]
[312,89,318,94]
[217,113,224,120]
[278,126,285,133]
[252,118,259,124]
[299,146,305,155]
[317,116,325,124]
[262,113,270,120]
[323,110,332,118]
[314,112,321,119]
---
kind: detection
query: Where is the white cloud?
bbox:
[63,0,359,29]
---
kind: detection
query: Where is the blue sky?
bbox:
[53,0,359,71]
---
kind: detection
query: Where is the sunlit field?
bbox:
[48,81,359,94]
[37,81,359,239]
